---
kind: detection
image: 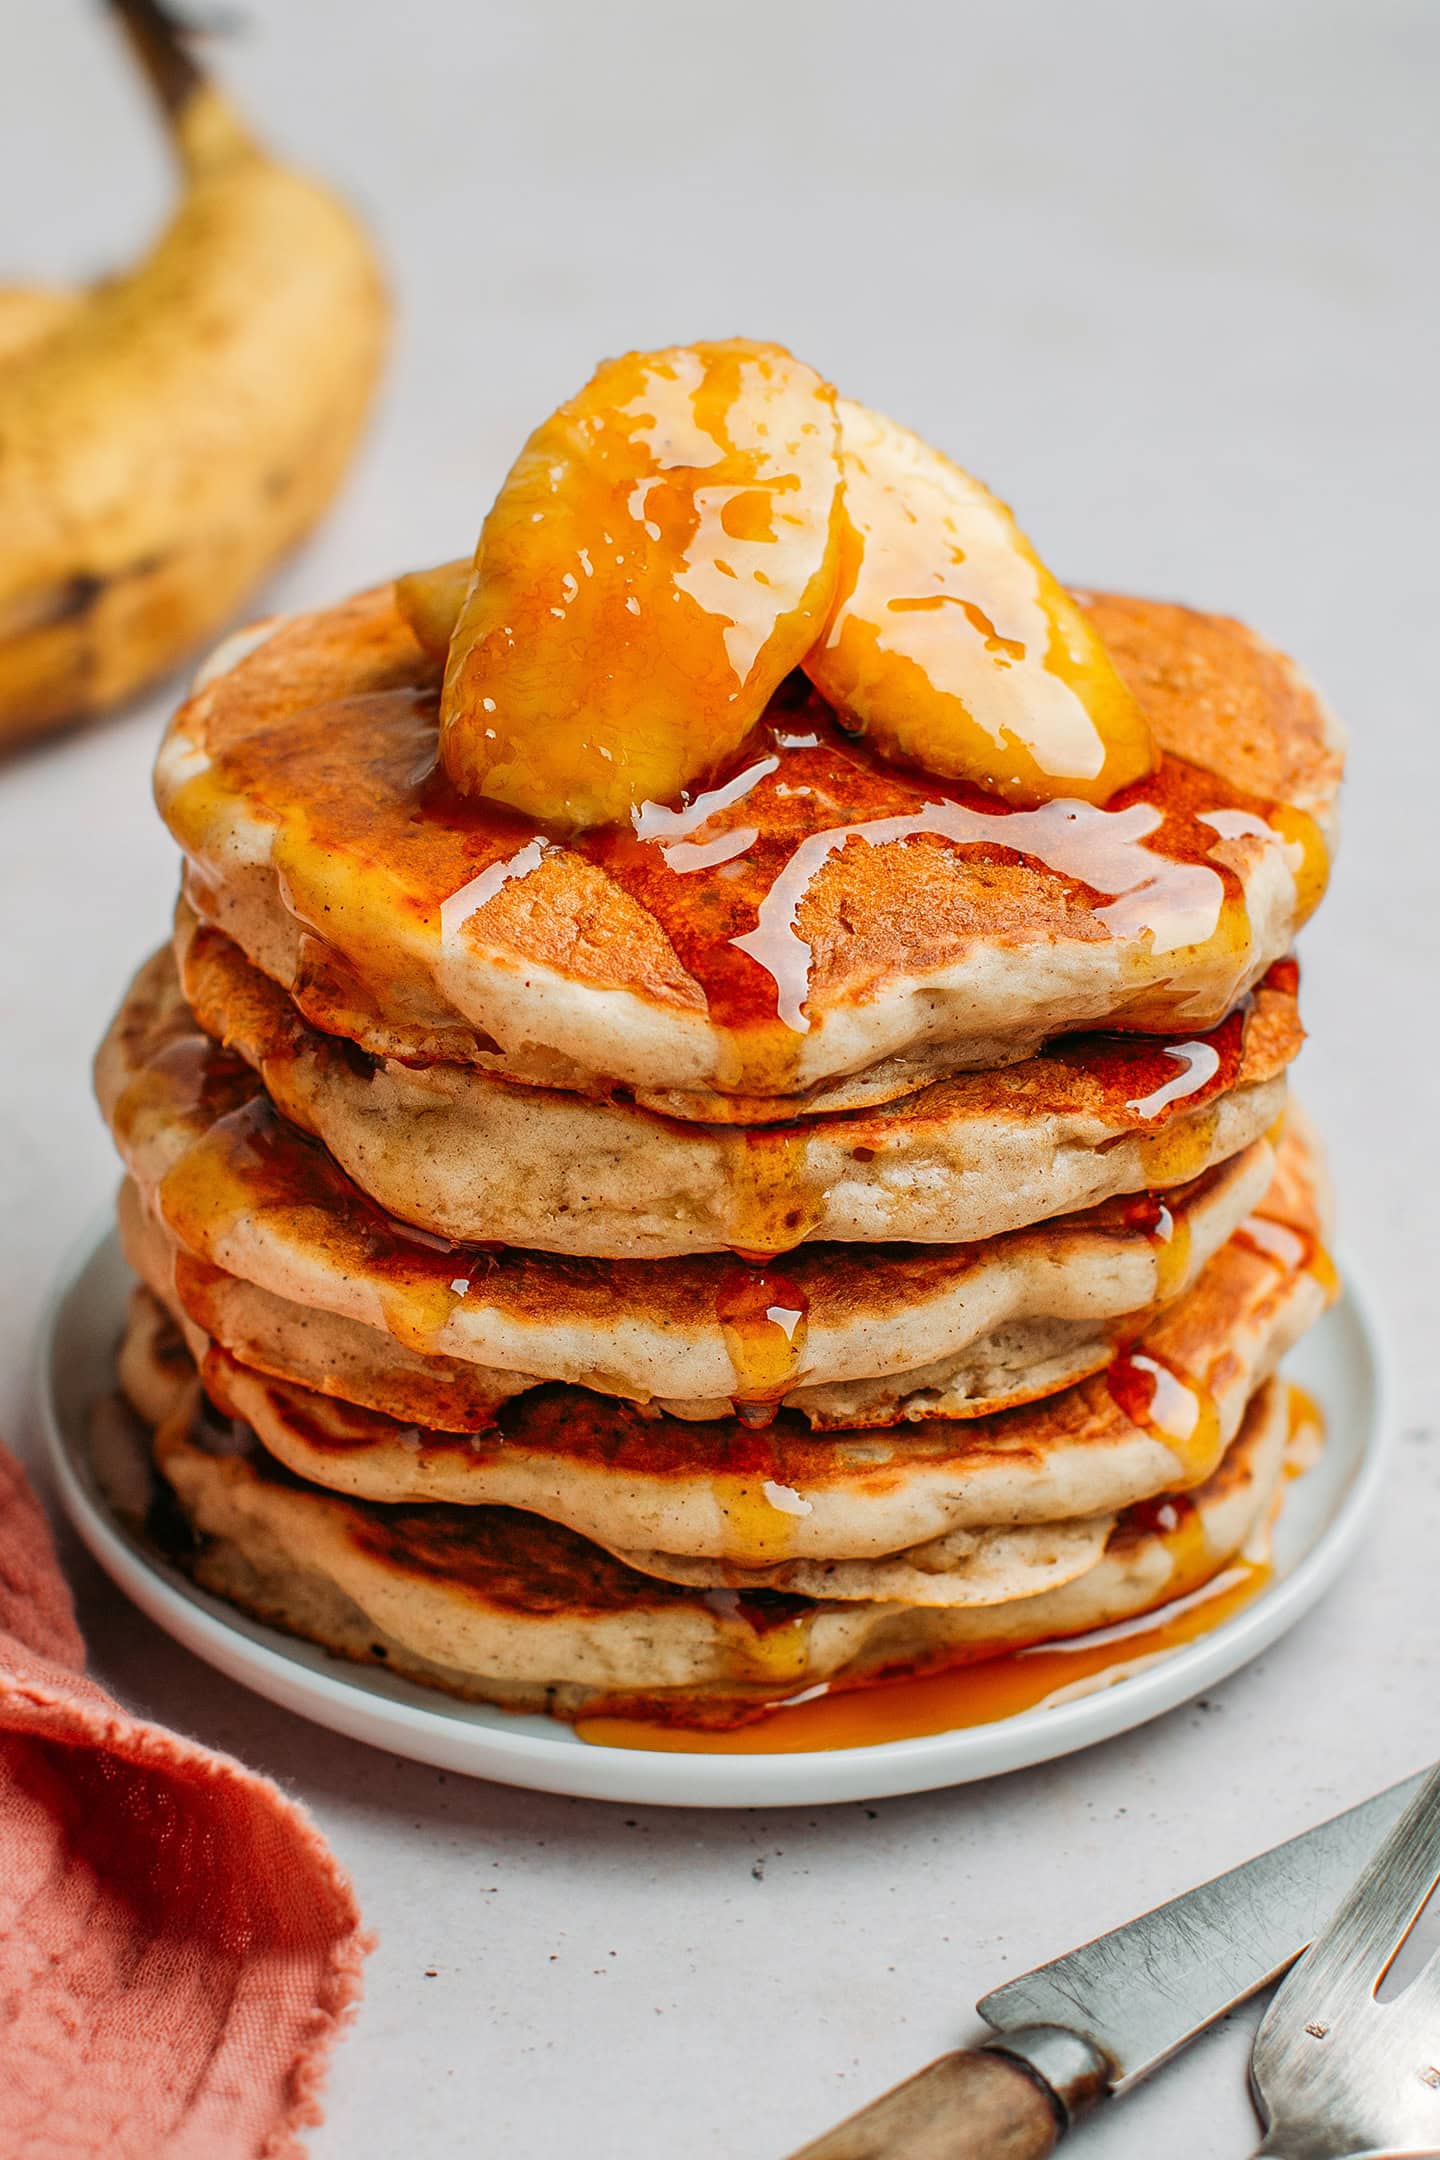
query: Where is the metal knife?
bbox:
[785,1768,1429,2159]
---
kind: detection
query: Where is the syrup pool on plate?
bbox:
[575,1553,1273,1755]
[577,1384,1329,1756]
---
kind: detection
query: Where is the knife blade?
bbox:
[786,1768,1428,2158]
[980,1766,1427,2093]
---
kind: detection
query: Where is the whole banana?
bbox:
[0,288,81,365]
[0,0,388,747]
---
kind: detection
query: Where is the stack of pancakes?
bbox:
[95,581,1345,1727]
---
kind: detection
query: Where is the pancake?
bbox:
[120,1182,535,1427]
[172,906,1303,1257]
[133,1368,1289,1721]
[101,958,1284,1417]
[119,1177,1228,1434]
[126,1185,1141,1432]
[119,1292,1118,1611]
[117,1118,1330,1563]
[157,582,1342,1114]
[115,1105,1278,1424]
[104,939,1299,1264]
[120,1114,1286,1434]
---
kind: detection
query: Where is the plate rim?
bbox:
[35,1215,1394,1809]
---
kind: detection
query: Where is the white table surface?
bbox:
[3,3,1437,2153]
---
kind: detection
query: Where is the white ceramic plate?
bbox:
[39,1225,1390,1809]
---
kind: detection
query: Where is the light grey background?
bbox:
[2,3,1437,2153]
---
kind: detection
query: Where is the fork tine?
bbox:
[1298,1764,1440,1999]
[1390,1933,1440,2013]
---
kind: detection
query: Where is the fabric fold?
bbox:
[0,1444,368,2160]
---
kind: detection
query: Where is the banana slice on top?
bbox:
[439,339,842,828]
[396,557,471,660]
[805,400,1158,808]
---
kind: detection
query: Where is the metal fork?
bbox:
[1250,1761,1440,2157]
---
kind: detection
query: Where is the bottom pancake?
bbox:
[113,1343,1291,1728]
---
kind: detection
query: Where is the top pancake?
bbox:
[156,583,1343,1114]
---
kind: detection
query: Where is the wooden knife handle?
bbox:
[786,2048,1063,2159]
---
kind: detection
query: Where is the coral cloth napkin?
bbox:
[0,1443,369,2160]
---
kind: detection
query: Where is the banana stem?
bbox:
[107,0,204,114]
[107,0,258,172]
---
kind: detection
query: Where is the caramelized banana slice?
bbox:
[396,558,470,660]
[440,340,842,827]
[805,401,1158,807]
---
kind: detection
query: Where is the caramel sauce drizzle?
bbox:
[707,1476,809,1569]
[699,1592,813,1684]
[1151,1202,1193,1306]
[1135,1103,1222,1189]
[1200,805,1329,929]
[707,1271,815,1564]
[1235,1211,1340,1302]
[732,790,1230,1033]
[154,1084,488,1361]
[1124,1489,1213,1585]
[1105,1348,1223,1484]
[714,1263,811,1425]
[725,1124,823,1257]
[1284,1381,1327,1477]
[1118,1192,1196,1306]
[1114,992,1254,1188]
[1125,1040,1222,1119]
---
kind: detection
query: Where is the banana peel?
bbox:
[0,0,388,747]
